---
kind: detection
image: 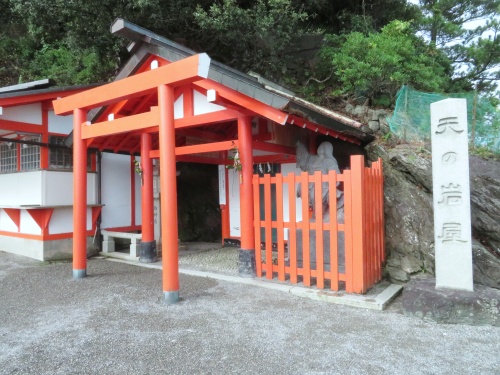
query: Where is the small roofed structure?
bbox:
[52,19,380,303]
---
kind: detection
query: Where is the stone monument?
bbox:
[402,99,500,326]
[430,98,473,291]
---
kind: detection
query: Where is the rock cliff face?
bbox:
[366,142,500,289]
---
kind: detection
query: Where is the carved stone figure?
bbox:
[295,141,345,271]
[296,141,343,221]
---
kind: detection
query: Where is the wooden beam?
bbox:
[53,53,211,115]
[252,140,296,155]
[177,128,227,141]
[176,140,237,156]
[174,109,239,129]
[113,132,135,153]
[111,108,239,136]
[0,87,95,108]
[0,119,43,133]
[149,140,237,159]
[253,154,296,164]
[176,155,227,164]
[81,107,159,139]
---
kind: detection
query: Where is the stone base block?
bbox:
[139,241,158,263]
[238,249,256,278]
[403,277,500,326]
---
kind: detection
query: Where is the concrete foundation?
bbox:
[0,235,97,261]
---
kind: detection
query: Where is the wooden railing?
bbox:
[252,155,384,294]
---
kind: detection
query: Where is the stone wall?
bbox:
[344,104,391,135]
[365,142,500,289]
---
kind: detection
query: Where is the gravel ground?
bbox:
[0,251,499,375]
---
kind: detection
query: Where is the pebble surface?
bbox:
[0,249,499,375]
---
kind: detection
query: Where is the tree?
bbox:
[318,20,450,105]
[416,0,500,94]
[194,0,310,80]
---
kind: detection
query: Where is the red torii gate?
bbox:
[53,53,288,304]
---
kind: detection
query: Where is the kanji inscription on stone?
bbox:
[431,98,473,291]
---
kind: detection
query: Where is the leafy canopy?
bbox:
[194,0,310,80]
[319,20,450,104]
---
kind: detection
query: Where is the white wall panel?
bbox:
[281,163,303,223]
[228,169,240,237]
[48,110,73,134]
[48,207,93,234]
[0,171,97,207]
[0,103,42,124]
[20,210,41,235]
[0,209,18,232]
[174,94,183,119]
[48,207,73,234]
[134,157,142,225]
[43,171,98,206]
[193,90,225,115]
[100,153,132,229]
[0,172,43,206]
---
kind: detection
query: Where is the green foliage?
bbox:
[22,45,115,85]
[0,0,498,107]
[319,20,450,104]
[194,0,310,80]
[416,0,500,95]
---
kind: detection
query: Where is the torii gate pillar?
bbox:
[73,108,88,279]
[158,84,180,304]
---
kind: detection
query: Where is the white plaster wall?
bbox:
[20,210,41,235]
[281,163,303,223]
[0,103,42,124]
[43,171,98,206]
[0,171,97,207]
[48,110,73,134]
[134,157,142,225]
[228,169,241,237]
[0,171,43,206]
[0,209,18,232]
[174,94,184,119]
[100,153,132,229]
[193,90,225,115]
[48,207,93,234]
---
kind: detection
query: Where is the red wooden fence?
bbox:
[252,155,384,294]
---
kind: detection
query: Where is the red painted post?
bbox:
[288,174,298,284]
[140,132,157,263]
[264,173,273,279]
[73,108,87,279]
[158,84,180,303]
[252,175,262,277]
[238,116,256,277]
[40,106,49,170]
[350,155,366,293]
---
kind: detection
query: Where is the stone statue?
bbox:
[296,141,344,221]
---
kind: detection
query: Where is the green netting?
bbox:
[389,85,500,152]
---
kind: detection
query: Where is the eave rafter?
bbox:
[288,115,361,145]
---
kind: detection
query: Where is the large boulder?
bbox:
[366,142,500,289]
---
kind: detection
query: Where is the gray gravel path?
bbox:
[0,251,499,375]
